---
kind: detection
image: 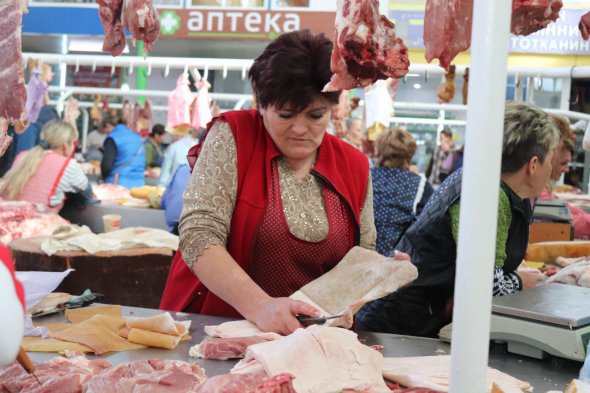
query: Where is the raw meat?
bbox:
[0,200,70,244]
[511,0,563,36]
[546,260,590,287]
[86,359,207,393]
[0,354,110,393]
[323,0,409,92]
[92,183,131,202]
[97,0,126,56]
[191,79,213,130]
[190,336,271,360]
[233,325,388,393]
[580,11,590,40]
[555,255,590,267]
[381,356,531,393]
[436,65,456,103]
[423,0,473,72]
[330,90,350,138]
[167,75,196,134]
[204,320,281,340]
[0,0,28,145]
[462,67,469,105]
[197,373,296,393]
[121,0,160,53]
[64,98,81,132]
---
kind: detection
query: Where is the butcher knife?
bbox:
[296,313,349,326]
[16,347,42,385]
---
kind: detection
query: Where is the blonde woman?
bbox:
[0,120,92,212]
[372,128,433,257]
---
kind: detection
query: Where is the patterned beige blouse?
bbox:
[179,121,376,269]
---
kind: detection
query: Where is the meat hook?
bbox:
[146,60,152,76]
[129,61,134,75]
[535,73,543,90]
[164,63,170,78]
[514,73,520,88]
[75,58,80,74]
[222,65,228,80]
[241,65,247,81]
[203,65,209,81]
[111,59,116,76]
[424,70,429,83]
[183,64,189,76]
[92,59,97,73]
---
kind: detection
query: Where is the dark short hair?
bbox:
[249,29,340,113]
[440,127,453,138]
[100,114,119,130]
[151,124,166,137]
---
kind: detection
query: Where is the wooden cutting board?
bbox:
[9,236,174,309]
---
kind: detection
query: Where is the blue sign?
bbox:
[23,7,106,36]
[390,8,590,55]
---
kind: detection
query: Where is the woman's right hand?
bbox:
[516,269,539,289]
[248,297,321,336]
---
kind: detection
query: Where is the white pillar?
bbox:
[449,0,512,392]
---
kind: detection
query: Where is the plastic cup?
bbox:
[103,214,121,233]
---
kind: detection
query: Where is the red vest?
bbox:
[159,110,369,317]
[14,151,71,212]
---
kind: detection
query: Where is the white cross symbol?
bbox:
[161,13,179,33]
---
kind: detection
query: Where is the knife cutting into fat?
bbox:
[17,347,42,386]
[296,313,349,326]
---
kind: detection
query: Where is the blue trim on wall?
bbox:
[22,7,107,35]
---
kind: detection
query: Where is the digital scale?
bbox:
[490,283,590,361]
[533,199,573,222]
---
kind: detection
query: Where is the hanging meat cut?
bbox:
[511,0,563,36]
[96,0,160,56]
[424,0,473,72]
[323,0,409,92]
[0,0,28,153]
[436,65,456,103]
[122,0,161,53]
[424,0,562,70]
[580,11,590,40]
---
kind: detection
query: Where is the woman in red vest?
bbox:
[0,120,92,212]
[160,30,376,335]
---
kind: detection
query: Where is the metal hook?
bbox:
[92,59,97,73]
[203,65,209,81]
[570,90,580,106]
[535,73,543,90]
[570,65,577,79]
[514,73,520,88]
[241,65,247,81]
[164,63,170,78]
[222,65,228,80]
[194,67,202,81]
[75,57,80,74]
[424,70,429,83]
[403,75,408,83]
[111,59,116,76]
[129,61,134,75]
[183,64,189,76]
[146,60,152,76]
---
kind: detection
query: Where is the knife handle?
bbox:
[17,347,35,374]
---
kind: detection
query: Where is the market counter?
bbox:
[60,203,167,233]
[27,306,581,391]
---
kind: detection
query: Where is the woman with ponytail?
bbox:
[0,120,92,212]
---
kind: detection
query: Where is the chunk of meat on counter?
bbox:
[238,325,388,393]
[197,373,296,393]
[547,260,590,287]
[382,355,531,392]
[0,200,70,244]
[0,0,28,142]
[204,320,281,340]
[323,0,409,91]
[580,11,590,40]
[190,336,272,360]
[86,359,207,393]
[555,255,590,267]
[0,354,111,393]
[92,183,131,202]
[511,0,562,36]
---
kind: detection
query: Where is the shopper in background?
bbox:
[540,114,590,239]
[145,124,166,168]
[160,30,376,335]
[85,114,117,162]
[425,127,455,186]
[101,118,145,188]
[344,117,363,149]
[357,102,559,338]
[372,128,433,257]
[0,120,92,212]
[161,163,190,235]
[158,126,201,186]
